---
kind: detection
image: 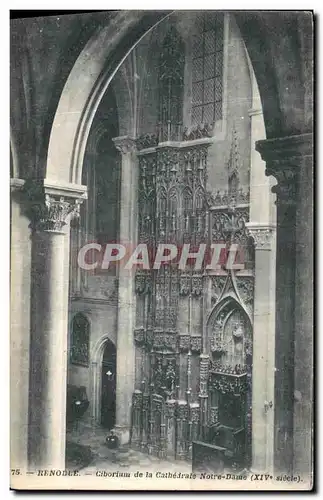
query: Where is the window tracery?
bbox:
[191,13,224,127]
[158,26,185,142]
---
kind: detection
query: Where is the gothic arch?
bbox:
[46,12,171,185]
[90,334,116,425]
[206,295,253,359]
[44,11,310,189]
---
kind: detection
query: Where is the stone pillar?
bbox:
[10,179,32,470]
[26,180,86,469]
[112,136,138,444]
[246,223,276,474]
[198,354,209,441]
[293,152,313,482]
[256,133,313,477]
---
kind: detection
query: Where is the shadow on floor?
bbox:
[65,441,94,471]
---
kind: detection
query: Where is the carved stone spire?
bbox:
[227,125,241,202]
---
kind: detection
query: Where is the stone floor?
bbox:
[66,424,192,474]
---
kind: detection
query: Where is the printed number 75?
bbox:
[11,469,21,475]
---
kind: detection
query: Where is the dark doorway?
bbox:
[101,339,116,429]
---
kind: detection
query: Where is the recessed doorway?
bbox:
[100,339,116,429]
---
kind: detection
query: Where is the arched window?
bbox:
[81,85,120,247]
[158,26,185,142]
[70,313,90,366]
[191,13,224,127]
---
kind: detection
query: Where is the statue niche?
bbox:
[205,299,253,470]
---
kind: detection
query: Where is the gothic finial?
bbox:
[227,125,240,199]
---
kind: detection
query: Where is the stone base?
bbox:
[113,425,130,446]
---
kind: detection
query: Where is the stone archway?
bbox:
[46,11,171,185]
[44,12,312,188]
[90,335,116,427]
[21,11,312,478]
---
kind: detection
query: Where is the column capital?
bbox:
[256,133,313,205]
[245,222,276,250]
[112,135,137,154]
[21,178,87,232]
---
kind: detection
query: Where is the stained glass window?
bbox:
[70,313,90,366]
[192,13,224,127]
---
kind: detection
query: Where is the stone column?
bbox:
[10,179,32,470]
[112,136,138,444]
[256,133,313,476]
[246,223,276,474]
[198,354,209,441]
[26,180,86,469]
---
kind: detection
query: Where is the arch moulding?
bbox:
[46,11,172,187]
[90,334,116,425]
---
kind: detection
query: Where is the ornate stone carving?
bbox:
[189,404,200,423]
[134,328,145,346]
[132,390,143,410]
[236,276,254,307]
[113,135,137,154]
[179,274,191,296]
[192,274,203,296]
[178,335,203,353]
[153,332,177,351]
[210,338,226,354]
[176,401,189,420]
[245,338,253,357]
[157,25,185,143]
[210,407,219,425]
[270,165,298,205]
[152,356,177,395]
[246,223,276,250]
[256,133,313,206]
[135,271,153,294]
[211,206,249,243]
[190,336,202,353]
[199,354,210,397]
[23,179,85,232]
[208,302,233,347]
[209,188,250,207]
[210,360,247,374]
[211,276,227,305]
[182,123,213,141]
[157,147,180,176]
[178,335,190,352]
[165,400,176,418]
[209,371,248,395]
[136,133,158,151]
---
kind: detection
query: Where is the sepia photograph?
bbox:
[9,8,314,491]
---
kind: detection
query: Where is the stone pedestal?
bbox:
[256,133,313,477]
[112,136,138,445]
[26,180,86,469]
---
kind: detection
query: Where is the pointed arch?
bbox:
[206,295,253,357]
[90,334,116,425]
[194,186,205,210]
[208,293,253,328]
[182,186,193,209]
